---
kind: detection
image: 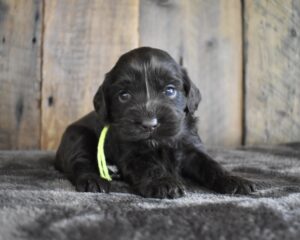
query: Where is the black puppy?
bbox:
[55,47,255,198]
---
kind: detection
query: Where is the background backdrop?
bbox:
[0,0,299,150]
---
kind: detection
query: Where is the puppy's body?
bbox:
[56,47,254,198]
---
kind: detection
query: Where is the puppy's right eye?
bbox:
[118,91,131,103]
[164,85,177,99]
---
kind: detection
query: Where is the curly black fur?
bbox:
[55,47,255,198]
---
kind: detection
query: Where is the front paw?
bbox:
[213,175,255,195]
[138,178,185,199]
[75,173,110,193]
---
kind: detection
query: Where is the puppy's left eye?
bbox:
[118,90,131,103]
[164,85,177,98]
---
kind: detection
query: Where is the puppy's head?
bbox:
[94,47,201,145]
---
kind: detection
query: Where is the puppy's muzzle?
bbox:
[115,100,184,143]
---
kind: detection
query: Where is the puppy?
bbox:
[55,47,255,198]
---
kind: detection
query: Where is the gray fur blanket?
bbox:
[0,145,300,240]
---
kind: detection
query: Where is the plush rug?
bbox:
[0,144,300,240]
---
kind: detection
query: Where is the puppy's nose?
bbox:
[141,118,158,131]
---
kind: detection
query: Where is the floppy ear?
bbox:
[182,68,201,114]
[93,84,108,122]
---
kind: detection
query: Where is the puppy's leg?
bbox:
[55,125,110,193]
[119,151,185,199]
[181,137,255,194]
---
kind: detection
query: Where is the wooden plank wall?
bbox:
[0,0,299,150]
[0,0,43,149]
[244,0,300,145]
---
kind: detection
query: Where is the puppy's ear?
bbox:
[182,68,201,114]
[93,84,108,122]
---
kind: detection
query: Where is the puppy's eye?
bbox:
[164,85,177,98]
[118,90,131,103]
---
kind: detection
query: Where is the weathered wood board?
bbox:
[0,0,43,149]
[139,0,243,147]
[41,0,139,150]
[139,0,183,63]
[244,0,300,145]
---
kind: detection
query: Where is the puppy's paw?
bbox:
[138,178,185,199]
[75,173,110,193]
[214,175,255,195]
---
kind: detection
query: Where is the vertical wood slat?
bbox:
[139,0,243,147]
[139,0,183,63]
[41,0,139,150]
[0,0,43,149]
[244,0,300,145]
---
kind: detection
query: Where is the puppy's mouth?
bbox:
[144,132,159,142]
[137,130,161,147]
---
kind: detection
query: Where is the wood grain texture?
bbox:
[244,0,300,145]
[139,0,243,147]
[0,0,43,149]
[41,0,139,150]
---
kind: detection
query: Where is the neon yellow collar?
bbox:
[97,125,112,181]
